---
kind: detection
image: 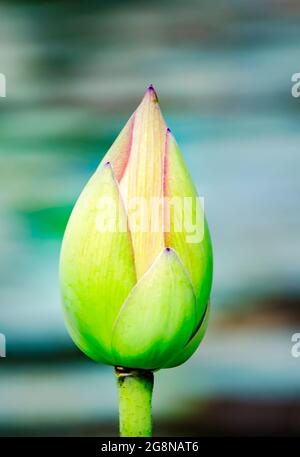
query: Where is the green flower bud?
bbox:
[60,86,213,370]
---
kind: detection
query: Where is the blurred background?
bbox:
[0,0,300,436]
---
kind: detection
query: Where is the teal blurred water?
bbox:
[0,0,300,436]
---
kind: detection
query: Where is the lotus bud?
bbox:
[60,86,213,371]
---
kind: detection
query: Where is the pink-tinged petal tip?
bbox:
[147,84,158,102]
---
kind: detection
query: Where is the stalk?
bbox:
[115,366,154,437]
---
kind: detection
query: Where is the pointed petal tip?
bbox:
[164,247,176,257]
[146,84,158,102]
[103,161,113,173]
[101,161,115,179]
[165,127,176,146]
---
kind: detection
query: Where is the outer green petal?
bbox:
[165,132,213,323]
[111,248,196,370]
[60,163,136,364]
[162,302,210,369]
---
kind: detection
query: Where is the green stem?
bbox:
[115,366,154,437]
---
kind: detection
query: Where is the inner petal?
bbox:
[119,87,167,278]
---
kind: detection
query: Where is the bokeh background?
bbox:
[0,0,300,436]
